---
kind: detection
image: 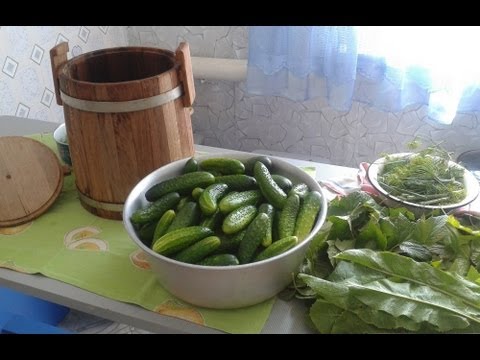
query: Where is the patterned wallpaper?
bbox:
[0,26,127,124]
[127,26,480,168]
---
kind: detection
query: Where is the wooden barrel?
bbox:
[50,43,196,220]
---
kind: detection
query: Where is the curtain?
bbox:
[246,26,480,125]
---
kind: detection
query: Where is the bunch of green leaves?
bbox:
[296,191,480,333]
[378,141,466,205]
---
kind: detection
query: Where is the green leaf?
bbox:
[467,266,480,284]
[357,216,387,250]
[310,299,383,334]
[327,216,352,240]
[388,206,416,221]
[327,191,381,217]
[412,215,449,245]
[348,278,477,332]
[447,215,480,237]
[326,239,355,266]
[397,241,432,262]
[302,269,438,332]
[336,249,480,310]
[380,213,415,250]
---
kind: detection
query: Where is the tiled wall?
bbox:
[127,26,480,168]
[0,26,127,124]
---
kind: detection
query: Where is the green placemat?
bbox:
[0,134,275,334]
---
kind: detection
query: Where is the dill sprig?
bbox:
[377,140,466,206]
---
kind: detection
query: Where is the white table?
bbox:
[0,116,357,334]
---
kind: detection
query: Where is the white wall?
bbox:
[127,26,480,168]
[0,26,128,124]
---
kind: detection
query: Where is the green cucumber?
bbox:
[174,236,221,264]
[244,156,272,175]
[152,209,176,245]
[278,194,300,239]
[258,203,275,247]
[200,158,245,175]
[198,254,239,266]
[254,236,298,262]
[218,190,262,214]
[215,229,246,254]
[183,157,199,174]
[199,183,230,216]
[152,226,213,256]
[200,209,223,231]
[272,174,293,193]
[272,209,281,242]
[138,221,157,246]
[222,205,258,235]
[214,175,257,191]
[238,213,269,264]
[145,172,215,201]
[130,192,181,226]
[191,187,204,201]
[166,202,200,233]
[290,183,309,199]
[176,196,190,212]
[294,191,322,241]
[254,161,287,209]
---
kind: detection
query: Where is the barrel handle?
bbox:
[175,42,196,108]
[50,42,69,106]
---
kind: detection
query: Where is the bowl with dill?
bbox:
[367,146,479,213]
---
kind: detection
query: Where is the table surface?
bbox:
[0,116,357,334]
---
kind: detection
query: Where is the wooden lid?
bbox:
[0,136,64,227]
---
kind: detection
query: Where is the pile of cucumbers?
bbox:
[130,156,322,266]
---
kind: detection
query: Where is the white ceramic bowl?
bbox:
[123,153,328,309]
[53,123,72,166]
[367,152,479,213]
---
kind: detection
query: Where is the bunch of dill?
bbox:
[377,140,466,206]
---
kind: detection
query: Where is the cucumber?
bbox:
[138,221,157,246]
[214,175,257,191]
[174,236,221,264]
[183,157,199,174]
[278,194,300,239]
[152,226,213,256]
[166,202,200,233]
[145,172,215,202]
[238,213,269,264]
[272,174,293,193]
[152,209,176,244]
[199,183,230,216]
[244,156,272,175]
[200,209,223,230]
[176,196,190,212]
[215,229,246,254]
[200,158,245,175]
[294,191,322,241]
[222,205,258,235]
[218,190,262,214]
[272,208,281,242]
[130,192,181,226]
[254,161,287,210]
[258,203,275,247]
[290,183,309,199]
[191,187,204,201]
[198,254,239,266]
[254,236,298,262]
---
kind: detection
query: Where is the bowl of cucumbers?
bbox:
[123,153,327,309]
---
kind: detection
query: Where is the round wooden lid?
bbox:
[0,136,64,227]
